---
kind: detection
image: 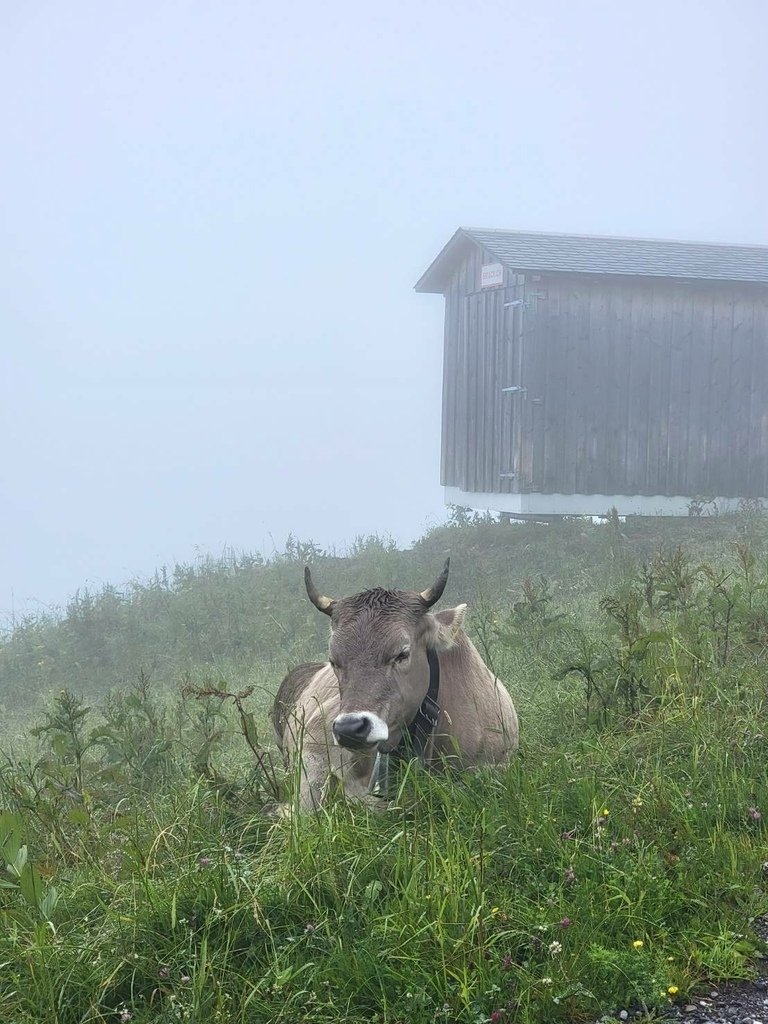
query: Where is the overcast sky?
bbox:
[2,0,767,618]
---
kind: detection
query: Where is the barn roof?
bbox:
[415,227,768,293]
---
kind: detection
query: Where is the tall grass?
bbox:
[1,513,767,1022]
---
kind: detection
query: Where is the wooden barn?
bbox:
[416,228,768,517]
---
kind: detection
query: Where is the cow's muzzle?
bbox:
[332,712,389,750]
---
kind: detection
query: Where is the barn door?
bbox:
[501,276,526,491]
[463,281,524,494]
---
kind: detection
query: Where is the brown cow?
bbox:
[272,559,519,812]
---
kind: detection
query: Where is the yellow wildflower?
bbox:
[632,940,644,950]
[667,986,679,996]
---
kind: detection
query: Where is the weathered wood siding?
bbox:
[441,249,768,498]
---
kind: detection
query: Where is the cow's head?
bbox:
[304,559,466,751]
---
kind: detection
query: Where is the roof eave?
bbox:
[414,228,480,293]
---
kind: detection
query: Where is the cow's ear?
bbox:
[425,604,467,651]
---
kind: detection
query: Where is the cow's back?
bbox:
[431,623,519,765]
[272,662,326,747]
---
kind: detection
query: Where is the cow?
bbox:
[271,558,519,812]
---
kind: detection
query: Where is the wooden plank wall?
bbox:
[523,274,768,497]
[441,253,768,499]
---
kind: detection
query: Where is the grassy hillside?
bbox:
[1,511,767,1023]
[2,510,765,725]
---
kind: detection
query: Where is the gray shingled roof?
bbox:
[415,227,768,292]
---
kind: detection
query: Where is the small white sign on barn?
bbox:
[480,262,504,288]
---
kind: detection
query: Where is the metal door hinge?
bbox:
[504,292,545,308]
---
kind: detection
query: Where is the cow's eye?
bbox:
[393,649,410,664]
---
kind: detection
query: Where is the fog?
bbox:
[2,1,767,618]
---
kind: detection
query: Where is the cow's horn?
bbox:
[304,566,335,615]
[419,558,450,607]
